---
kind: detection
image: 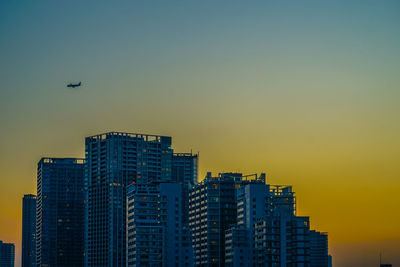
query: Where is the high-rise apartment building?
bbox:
[127,183,164,266]
[226,180,268,267]
[0,241,15,267]
[22,194,36,267]
[225,228,251,267]
[36,158,85,267]
[226,182,328,267]
[172,152,198,187]
[253,214,310,266]
[126,182,193,267]
[85,132,173,266]
[310,230,329,267]
[189,172,245,267]
[172,152,198,225]
[237,185,311,267]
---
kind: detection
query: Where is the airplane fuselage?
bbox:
[67,82,81,88]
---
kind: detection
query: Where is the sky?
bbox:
[1,0,400,266]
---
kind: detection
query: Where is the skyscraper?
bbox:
[0,241,15,267]
[126,182,193,267]
[253,214,310,266]
[36,158,85,267]
[225,228,251,267]
[226,180,328,267]
[228,179,268,266]
[22,194,36,267]
[172,152,198,187]
[172,152,198,225]
[127,183,165,266]
[85,132,173,266]
[310,230,329,267]
[188,172,244,267]
[237,185,312,267]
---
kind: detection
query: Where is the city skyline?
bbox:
[15,131,331,267]
[9,130,391,266]
[1,1,400,266]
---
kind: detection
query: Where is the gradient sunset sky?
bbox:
[1,1,400,266]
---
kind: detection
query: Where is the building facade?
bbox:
[188,173,244,267]
[172,152,198,187]
[22,194,36,267]
[235,180,268,266]
[310,230,329,267]
[172,152,198,225]
[225,228,250,267]
[253,215,310,267]
[126,182,193,267]
[127,183,164,266]
[36,158,85,267]
[251,186,311,267]
[226,182,329,267]
[85,132,173,266]
[0,241,14,267]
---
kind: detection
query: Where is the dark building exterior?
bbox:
[172,152,198,225]
[225,180,330,267]
[85,132,173,267]
[188,172,244,267]
[0,241,15,267]
[127,183,164,266]
[253,215,310,267]
[126,182,193,267]
[22,194,36,267]
[235,180,268,266]
[36,158,85,267]
[226,180,312,267]
[172,152,198,187]
[225,228,250,267]
[253,185,311,267]
[310,230,329,267]
[234,184,312,267]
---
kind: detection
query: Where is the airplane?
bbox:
[67,82,82,88]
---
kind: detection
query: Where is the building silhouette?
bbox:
[172,152,198,187]
[253,186,311,266]
[126,182,193,267]
[225,182,313,267]
[230,179,268,266]
[310,230,329,267]
[22,194,36,267]
[223,177,329,267]
[253,214,310,266]
[225,228,251,266]
[0,241,15,267]
[24,130,330,267]
[172,152,198,225]
[36,158,85,267]
[189,172,247,267]
[85,132,173,266]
